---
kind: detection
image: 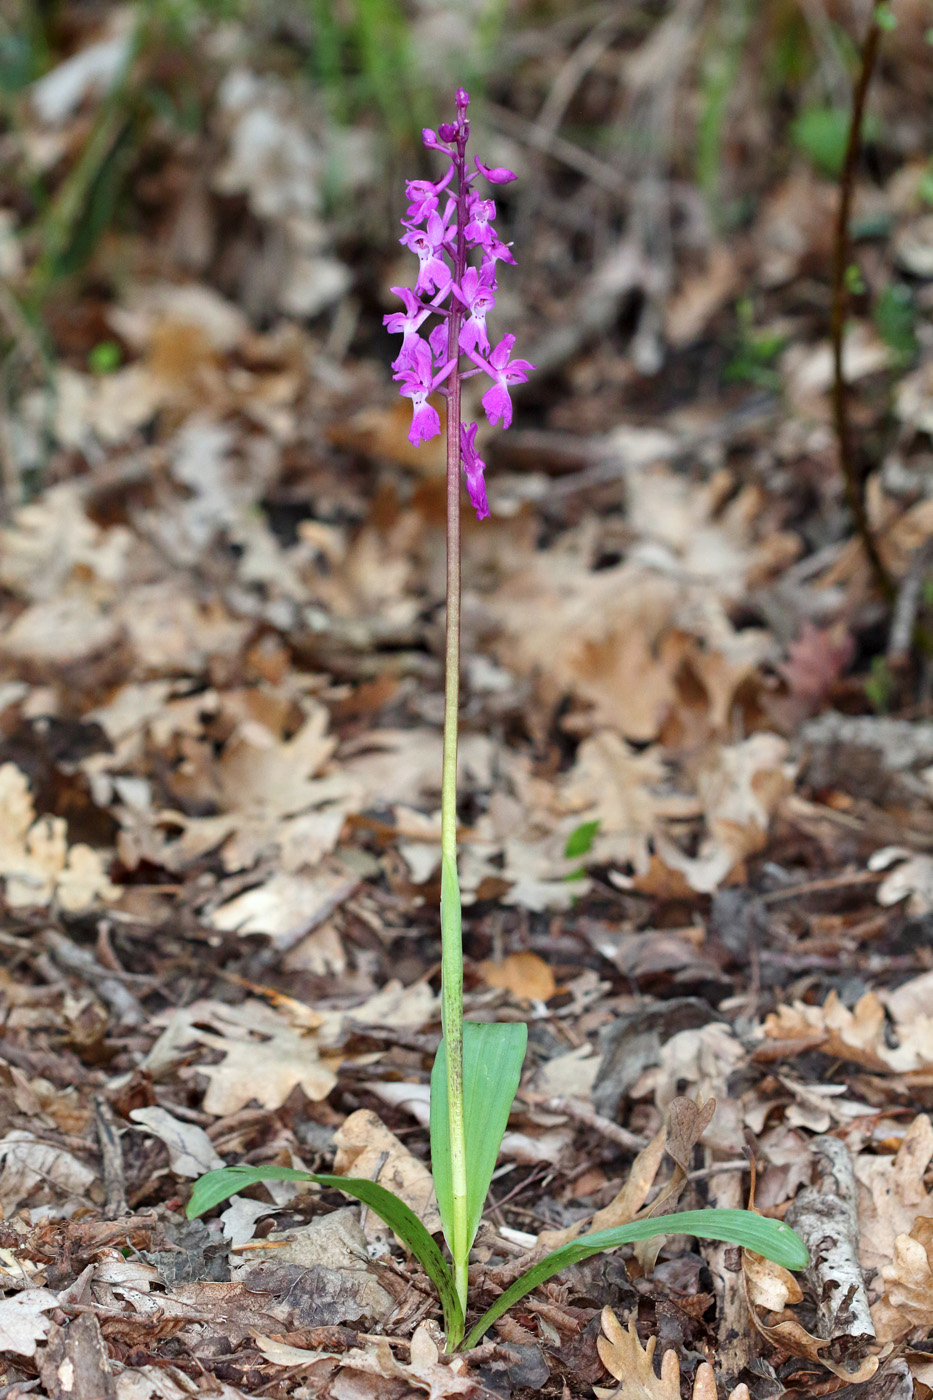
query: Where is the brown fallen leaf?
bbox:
[333,1109,441,1236]
[872,1216,933,1344]
[0,762,120,912]
[747,1308,879,1383]
[479,951,557,1002]
[856,1116,933,1274]
[742,1251,803,1312]
[255,1322,475,1397]
[0,1289,59,1357]
[177,999,339,1114]
[596,1310,750,1400]
[595,1310,680,1400]
[762,991,933,1074]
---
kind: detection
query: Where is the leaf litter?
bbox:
[3,3,933,1398]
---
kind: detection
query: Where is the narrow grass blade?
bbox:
[463,1208,809,1350]
[186,1165,464,1349]
[431,1020,527,1257]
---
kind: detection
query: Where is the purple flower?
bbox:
[481,237,516,269]
[404,168,454,223]
[453,266,496,355]
[400,211,454,295]
[460,421,489,521]
[470,335,535,430]
[428,322,449,362]
[464,192,496,249]
[383,287,432,369]
[393,338,454,445]
[474,157,516,184]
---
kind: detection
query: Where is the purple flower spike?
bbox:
[460,422,489,521]
[472,335,535,430]
[389,90,533,519]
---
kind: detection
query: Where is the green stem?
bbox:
[441,155,468,1318]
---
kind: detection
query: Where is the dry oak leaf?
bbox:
[0,763,120,912]
[762,990,933,1074]
[182,1000,339,1114]
[855,1115,933,1274]
[480,951,557,1002]
[333,1109,441,1236]
[872,1216,933,1344]
[0,1289,59,1356]
[596,1309,749,1400]
[742,1251,804,1313]
[747,1308,879,1383]
[255,1323,474,1398]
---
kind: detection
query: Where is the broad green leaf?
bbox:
[431,1021,527,1258]
[463,1208,809,1350]
[186,1165,464,1349]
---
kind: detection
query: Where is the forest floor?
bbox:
[2,3,933,1398]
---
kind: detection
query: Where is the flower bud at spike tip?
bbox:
[386,90,534,520]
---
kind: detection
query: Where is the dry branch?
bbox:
[785,1135,876,1374]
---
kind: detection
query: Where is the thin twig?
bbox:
[830,12,893,601]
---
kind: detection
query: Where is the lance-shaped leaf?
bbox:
[186,1165,464,1348]
[431,1020,527,1257]
[463,1208,810,1350]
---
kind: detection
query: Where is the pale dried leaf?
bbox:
[0,1130,97,1215]
[597,1309,680,1400]
[764,993,933,1075]
[872,1219,933,1343]
[0,1289,59,1356]
[856,1116,933,1272]
[742,1250,804,1311]
[129,1106,224,1178]
[184,1006,338,1114]
[333,1109,440,1235]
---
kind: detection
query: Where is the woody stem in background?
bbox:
[830,8,894,603]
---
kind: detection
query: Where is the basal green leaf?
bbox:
[431,1020,527,1258]
[463,1207,809,1350]
[186,1165,464,1349]
[186,1164,311,1218]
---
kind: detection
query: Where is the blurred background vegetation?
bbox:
[0,0,931,518]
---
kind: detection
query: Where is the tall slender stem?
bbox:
[440,125,469,1316]
[830,12,893,603]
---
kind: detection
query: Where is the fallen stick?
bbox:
[785,1135,876,1372]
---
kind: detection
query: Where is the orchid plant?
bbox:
[187,90,809,1352]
